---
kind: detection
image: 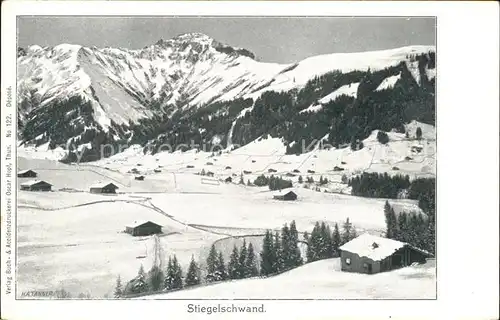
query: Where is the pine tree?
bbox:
[185,255,200,287]
[228,245,240,279]
[325,224,333,257]
[318,222,328,259]
[130,264,148,294]
[426,213,436,255]
[215,252,228,281]
[331,223,341,256]
[148,265,164,292]
[259,230,275,276]
[245,243,259,277]
[172,255,183,290]
[138,264,146,279]
[289,220,303,267]
[114,275,123,298]
[388,207,398,240]
[384,200,393,238]
[164,257,174,290]
[280,224,291,269]
[397,213,408,242]
[416,127,422,140]
[273,231,284,273]
[238,240,248,278]
[298,175,303,183]
[239,173,244,184]
[206,244,218,283]
[341,218,353,245]
[306,222,321,262]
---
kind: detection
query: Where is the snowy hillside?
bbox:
[143,258,436,299]
[17,34,435,156]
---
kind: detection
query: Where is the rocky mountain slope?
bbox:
[17,33,435,162]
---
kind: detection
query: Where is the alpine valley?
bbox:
[15,32,437,299]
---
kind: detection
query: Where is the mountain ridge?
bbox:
[16,33,435,162]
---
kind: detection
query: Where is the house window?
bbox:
[345,258,351,265]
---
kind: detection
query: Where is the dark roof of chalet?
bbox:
[274,190,297,197]
[90,182,119,189]
[18,169,37,174]
[20,180,52,187]
[125,220,162,229]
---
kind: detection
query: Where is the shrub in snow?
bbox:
[377,131,390,144]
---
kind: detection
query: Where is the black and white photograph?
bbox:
[1,2,499,320]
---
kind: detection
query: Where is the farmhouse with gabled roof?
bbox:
[339,233,432,274]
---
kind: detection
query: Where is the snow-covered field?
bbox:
[17,199,222,298]
[15,122,435,299]
[143,258,436,299]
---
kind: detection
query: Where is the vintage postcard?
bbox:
[1,1,498,319]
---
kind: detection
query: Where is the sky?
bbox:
[17,17,435,63]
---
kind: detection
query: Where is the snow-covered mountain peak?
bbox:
[171,32,214,42]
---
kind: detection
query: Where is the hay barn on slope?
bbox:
[273,190,297,201]
[89,182,119,194]
[20,180,52,191]
[125,221,163,236]
[17,169,38,178]
[339,234,432,274]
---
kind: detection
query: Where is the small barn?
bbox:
[17,169,38,178]
[339,234,432,274]
[154,169,161,173]
[125,221,163,236]
[206,171,214,177]
[20,180,52,191]
[273,190,298,201]
[268,168,277,173]
[135,175,145,181]
[89,182,119,194]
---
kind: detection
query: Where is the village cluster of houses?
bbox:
[17,169,120,194]
[18,169,301,202]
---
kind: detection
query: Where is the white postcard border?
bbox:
[1,1,499,320]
